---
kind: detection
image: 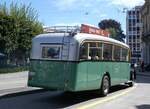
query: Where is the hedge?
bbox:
[0,66,29,74]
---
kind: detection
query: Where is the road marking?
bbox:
[77,84,137,109]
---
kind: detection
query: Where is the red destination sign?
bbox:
[81,24,109,37]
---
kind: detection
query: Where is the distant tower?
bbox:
[126,6,142,64]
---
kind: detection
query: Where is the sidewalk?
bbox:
[136,71,150,77]
[0,71,43,97]
[0,71,28,90]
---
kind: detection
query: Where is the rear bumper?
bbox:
[28,80,75,91]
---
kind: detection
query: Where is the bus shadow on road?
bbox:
[35,85,129,109]
[136,104,150,109]
[0,85,130,109]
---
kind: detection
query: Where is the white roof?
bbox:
[33,33,129,48]
[74,33,129,48]
[33,33,69,39]
[32,33,70,43]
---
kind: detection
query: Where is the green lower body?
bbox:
[28,60,130,91]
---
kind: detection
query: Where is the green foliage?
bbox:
[0,66,29,74]
[106,28,117,39]
[98,19,125,42]
[0,2,43,64]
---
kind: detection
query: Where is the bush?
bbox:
[0,66,29,74]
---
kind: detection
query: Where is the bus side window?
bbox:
[89,42,102,60]
[121,48,128,61]
[79,42,88,60]
[114,45,121,61]
[103,43,112,61]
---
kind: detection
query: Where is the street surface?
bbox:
[0,72,150,109]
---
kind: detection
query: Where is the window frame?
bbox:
[113,45,122,61]
[40,44,62,60]
[79,41,103,61]
[79,40,130,62]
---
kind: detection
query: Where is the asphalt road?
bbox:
[0,74,150,109]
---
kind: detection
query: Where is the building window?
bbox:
[133,27,136,31]
[137,43,140,48]
[129,27,132,31]
[132,11,135,15]
[137,35,140,38]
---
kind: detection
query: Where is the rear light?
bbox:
[29,72,35,80]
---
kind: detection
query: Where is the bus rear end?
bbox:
[28,33,77,91]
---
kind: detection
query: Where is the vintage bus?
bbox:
[28,25,134,96]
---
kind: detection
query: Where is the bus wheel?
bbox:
[129,72,135,87]
[100,75,110,96]
[130,71,136,81]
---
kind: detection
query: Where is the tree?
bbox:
[98,19,125,42]
[0,2,43,65]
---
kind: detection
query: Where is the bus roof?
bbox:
[74,33,129,48]
[33,33,129,49]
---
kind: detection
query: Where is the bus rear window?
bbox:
[42,46,60,59]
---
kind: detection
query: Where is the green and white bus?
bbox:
[28,25,134,96]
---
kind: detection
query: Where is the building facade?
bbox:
[126,6,142,64]
[140,0,150,65]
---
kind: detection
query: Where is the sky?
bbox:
[2,0,145,34]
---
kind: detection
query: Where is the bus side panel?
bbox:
[75,61,120,91]
[75,61,88,91]
[119,62,130,82]
[110,62,121,85]
[86,61,130,89]
[105,62,130,86]
[86,61,120,90]
[87,61,102,90]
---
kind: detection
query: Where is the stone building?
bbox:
[140,0,150,65]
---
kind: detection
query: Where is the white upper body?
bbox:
[31,33,129,61]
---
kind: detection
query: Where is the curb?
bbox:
[137,73,150,77]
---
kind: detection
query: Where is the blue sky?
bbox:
[2,0,145,34]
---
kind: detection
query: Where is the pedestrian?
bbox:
[134,63,137,79]
[141,61,144,72]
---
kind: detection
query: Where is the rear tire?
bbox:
[126,71,135,87]
[128,81,134,87]
[130,71,136,81]
[100,75,110,96]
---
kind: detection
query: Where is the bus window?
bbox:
[89,42,102,60]
[103,43,112,60]
[79,42,88,60]
[121,48,128,61]
[114,45,121,61]
[42,46,61,59]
